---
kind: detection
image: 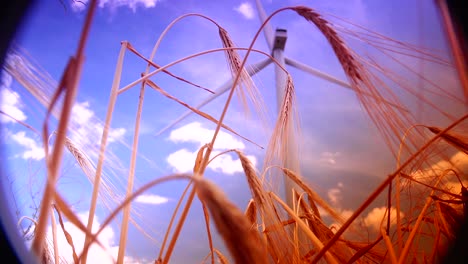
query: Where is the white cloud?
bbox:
[11,131,45,160]
[169,122,245,150]
[363,206,404,232]
[72,101,94,125]
[166,148,257,175]
[234,2,255,20]
[135,194,169,205]
[167,122,257,174]
[327,188,340,205]
[70,0,89,12]
[100,0,159,11]
[71,0,160,12]
[409,151,468,188]
[108,127,126,143]
[327,181,343,206]
[0,72,27,123]
[319,151,341,165]
[167,149,197,173]
[210,151,257,174]
[46,211,148,263]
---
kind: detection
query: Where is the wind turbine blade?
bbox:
[285,57,409,113]
[155,58,272,136]
[255,0,275,51]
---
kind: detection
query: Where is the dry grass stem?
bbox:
[50,206,59,264]
[117,77,147,263]
[202,204,215,264]
[83,41,127,264]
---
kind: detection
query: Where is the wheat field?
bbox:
[1,0,467,263]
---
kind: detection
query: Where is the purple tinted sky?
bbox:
[1,0,464,263]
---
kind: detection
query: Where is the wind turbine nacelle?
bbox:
[273,28,288,51]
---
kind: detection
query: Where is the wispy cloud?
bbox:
[135,194,169,205]
[234,2,255,20]
[0,72,27,123]
[167,122,256,174]
[71,101,126,147]
[319,151,341,165]
[327,182,343,205]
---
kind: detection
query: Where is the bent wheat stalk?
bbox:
[32,0,97,257]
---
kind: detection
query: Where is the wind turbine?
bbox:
[155,0,405,205]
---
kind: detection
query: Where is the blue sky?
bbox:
[1,0,466,263]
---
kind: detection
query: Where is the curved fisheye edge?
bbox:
[0,0,39,263]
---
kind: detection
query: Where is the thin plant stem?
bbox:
[50,207,59,264]
[381,227,397,264]
[82,41,128,264]
[116,81,146,264]
[202,204,215,264]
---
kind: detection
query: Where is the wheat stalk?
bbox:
[195,178,268,264]
[235,150,300,263]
